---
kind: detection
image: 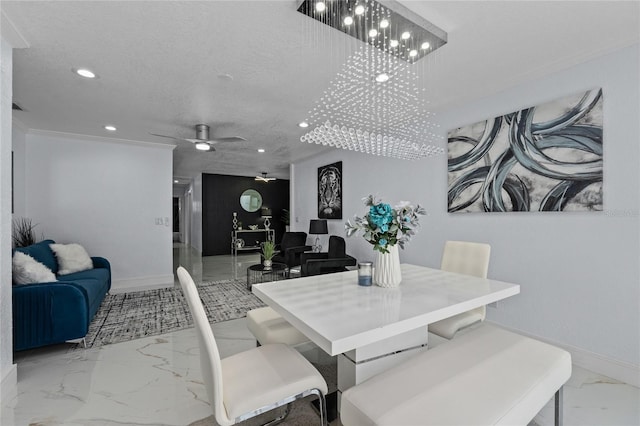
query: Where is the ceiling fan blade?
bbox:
[209,136,246,143]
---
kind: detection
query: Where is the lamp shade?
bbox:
[261,207,272,217]
[309,219,328,235]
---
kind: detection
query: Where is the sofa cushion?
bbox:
[15,239,58,274]
[69,276,110,320]
[50,243,94,275]
[12,252,57,284]
[61,268,109,283]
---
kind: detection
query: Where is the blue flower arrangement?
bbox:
[345,195,426,253]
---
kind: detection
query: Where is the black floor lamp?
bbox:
[309,219,328,253]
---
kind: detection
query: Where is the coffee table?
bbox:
[246,262,287,290]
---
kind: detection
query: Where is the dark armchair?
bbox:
[300,236,357,277]
[270,232,311,268]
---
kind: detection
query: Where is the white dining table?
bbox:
[252,263,520,401]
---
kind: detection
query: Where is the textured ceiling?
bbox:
[3,1,639,184]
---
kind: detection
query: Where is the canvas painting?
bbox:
[447,89,603,213]
[318,161,343,219]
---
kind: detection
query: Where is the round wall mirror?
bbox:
[240,189,263,212]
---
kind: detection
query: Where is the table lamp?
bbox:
[309,219,328,253]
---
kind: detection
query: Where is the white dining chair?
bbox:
[428,241,491,340]
[177,267,328,426]
[247,306,311,347]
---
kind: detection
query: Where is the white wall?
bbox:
[0,37,16,402]
[23,132,175,292]
[292,45,639,382]
[11,121,25,217]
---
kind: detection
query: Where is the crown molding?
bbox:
[12,117,28,133]
[26,128,176,150]
[1,11,29,48]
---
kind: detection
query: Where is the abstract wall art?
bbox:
[447,89,603,213]
[318,161,343,219]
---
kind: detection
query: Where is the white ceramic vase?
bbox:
[374,244,402,288]
[263,259,272,270]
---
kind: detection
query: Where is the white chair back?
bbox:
[177,266,232,426]
[441,240,491,279]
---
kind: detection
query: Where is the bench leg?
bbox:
[555,387,563,426]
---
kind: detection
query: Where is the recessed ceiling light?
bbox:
[104,125,117,131]
[298,121,309,128]
[401,31,411,40]
[389,39,399,48]
[369,29,378,38]
[315,2,326,12]
[409,49,418,57]
[75,68,96,79]
[195,142,211,151]
[421,42,430,50]
[258,148,265,153]
[379,19,389,29]
[354,5,365,15]
[343,16,353,25]
[174,180,179,183]
[375,73,389,83]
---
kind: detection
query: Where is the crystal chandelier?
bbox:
[300,46,445,160]
[297,0,447,160]
[297,0,447,62]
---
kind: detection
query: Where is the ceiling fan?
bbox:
[255,172,276,183]
[149,124,245,151]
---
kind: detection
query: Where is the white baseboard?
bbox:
[1,363,17,403]
[487,321,640,387]
[110,274,174,294]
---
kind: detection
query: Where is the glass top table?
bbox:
[246,262,287,290]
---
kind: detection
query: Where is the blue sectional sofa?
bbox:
[12,239,111,351]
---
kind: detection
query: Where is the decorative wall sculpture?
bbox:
[447,89,603,213]
[318,161,343,219]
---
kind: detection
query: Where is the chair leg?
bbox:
[260,403,291,426]
[555,387,563,426]
[311,389,328,426]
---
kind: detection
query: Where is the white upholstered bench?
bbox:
[246,306,311,346]
[340,324,571,426]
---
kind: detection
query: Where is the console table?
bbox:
[231,229,275,256]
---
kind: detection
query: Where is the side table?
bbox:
[246,263,287,290]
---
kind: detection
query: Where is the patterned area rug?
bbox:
[83,279,265,349]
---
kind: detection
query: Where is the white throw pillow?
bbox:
[13,251,57,284]
[50,243,94,275]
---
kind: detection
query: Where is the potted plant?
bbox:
[12,217,41,248]
[261,240,277,270]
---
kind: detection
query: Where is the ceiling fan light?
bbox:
[195,142,211,151]
[75,68,96,78]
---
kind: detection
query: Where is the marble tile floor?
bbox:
[2,244,638,425]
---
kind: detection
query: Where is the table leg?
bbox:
[337,328,428,398]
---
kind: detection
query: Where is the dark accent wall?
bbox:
[202,173,290,256]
